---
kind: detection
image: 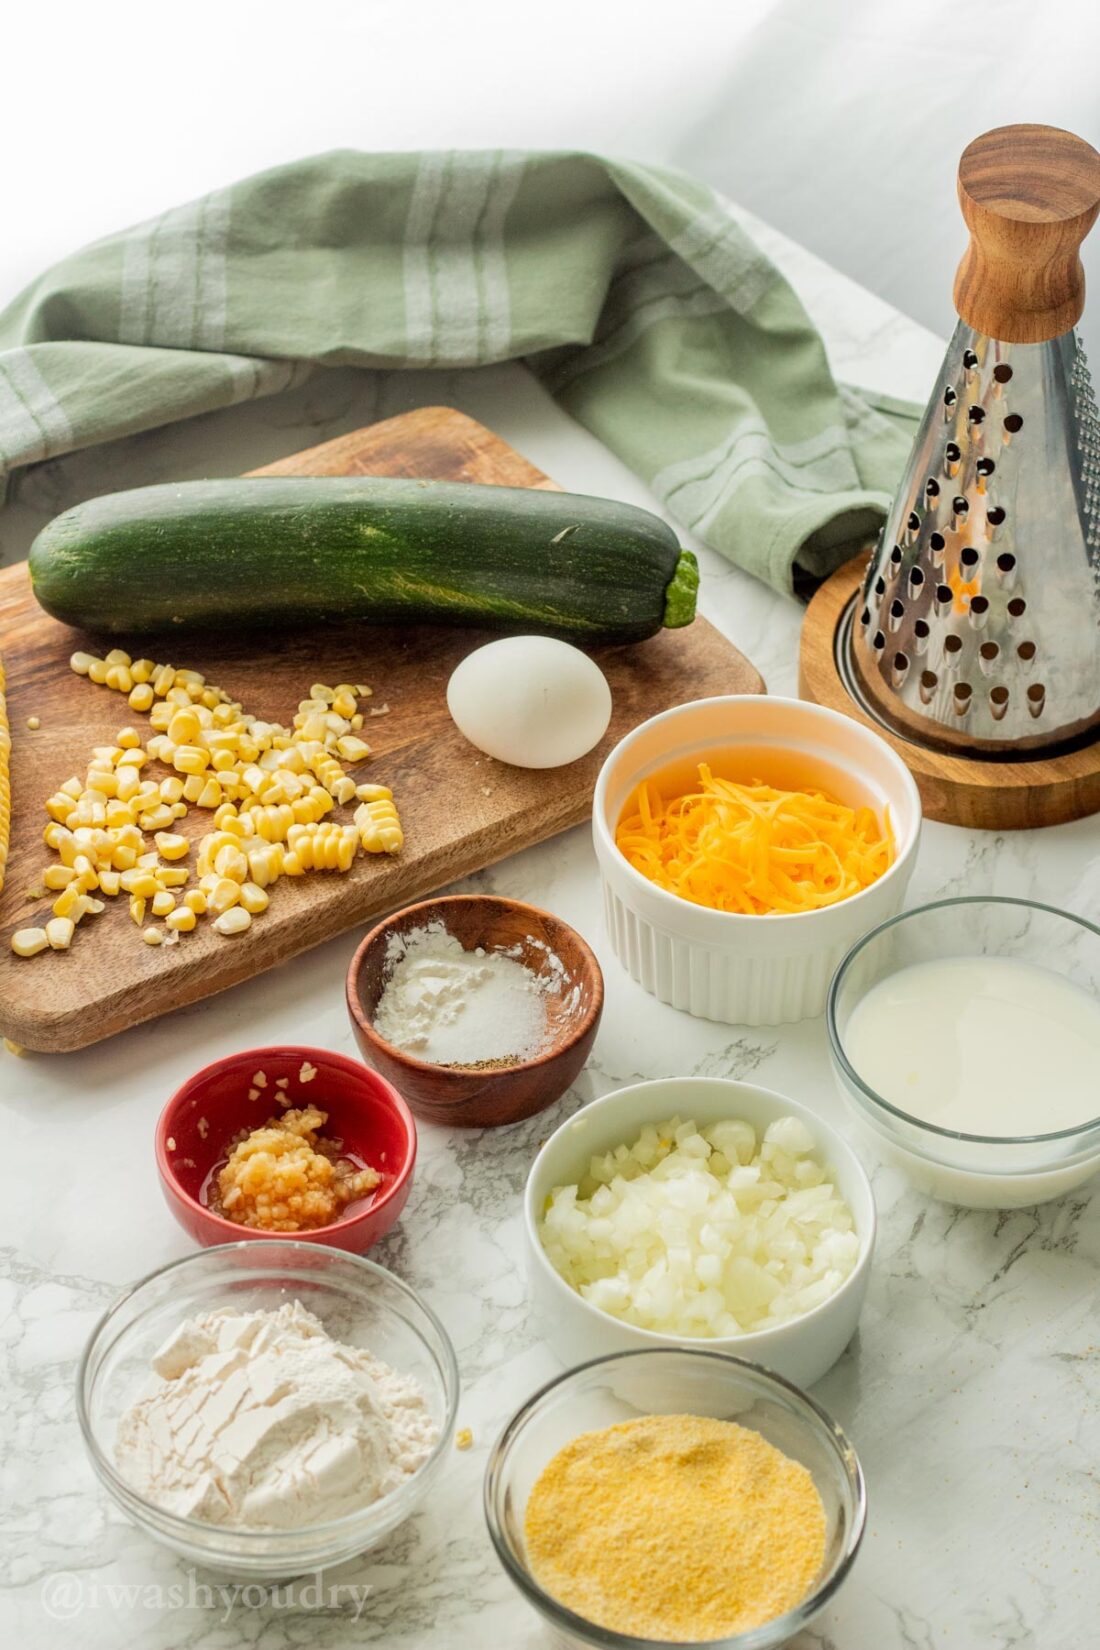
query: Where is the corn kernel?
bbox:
[173,744,210,775]
[184,889,207,915]
[154,832,190,860]
[208,877,240,913]
[98,870,121,896]
[43,865,76,890]
[138,805,175,833]
[167,708,202,745]
[70,651,96,676]
[151,890,176,917]
[120,869,159,897]
[142,927,163,946]
[213,844,249,883]
[52,884,83,917]
[45,916,75,950]
[239,882,269,914]
[212,906,251,936]
[166,906,197,932]
[11,927,49,957]
[104,648,131,667]
[158,866,190,888]
[105,664,133,693]
[130,658,155,683]
[130,896,147,925]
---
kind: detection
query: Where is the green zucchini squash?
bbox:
[29,477,699,642]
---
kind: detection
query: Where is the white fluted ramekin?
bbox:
[593,696,921,1025]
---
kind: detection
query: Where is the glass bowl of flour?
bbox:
[77,1242,459,1578]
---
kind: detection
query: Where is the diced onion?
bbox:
[538,1115,859,1337]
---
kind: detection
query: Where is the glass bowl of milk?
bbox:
[827,897,1100,1208]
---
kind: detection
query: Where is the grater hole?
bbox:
[953,681,973,715]
[891,651,910,687]
[1026,682,1045,718]
[935,583,953,608]
[968,404,986,425]
[968,594,990,624]
[976,458,995,478]
[889,598,905,620]
[929,532,946,562]
[1004,413,1023,434]
[925,478,940,500]
[980,640,999,662]
[944,387,958,409]
[963,348,979,370]
[890,544,903,565]
[919,669,938,703]
[1017,640,1036,663]
[987,507,1006,527]
[1007,597,1027,619]
[993,363,1013,384]
[860,606,871,627]
[908,566,925,592]
[951,496,968,517]
[944,633,964,660]
[872,630,886,652]
[907,510,921,534]
[874,575,886,597]
[914,619,931,640]
[996,552,1016,575]
[960,546,980,570]
[989,684,1010,720]
[945,442,961,463]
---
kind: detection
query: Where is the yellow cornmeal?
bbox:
[524,1414,826,1642]
[213,1106,380,1233]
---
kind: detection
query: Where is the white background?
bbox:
[3,0,1100,355]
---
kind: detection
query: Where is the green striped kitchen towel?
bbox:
[0,150,919,595]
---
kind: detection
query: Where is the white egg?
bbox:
[446,637,613,769]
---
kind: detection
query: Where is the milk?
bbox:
[843,956,1100,1137]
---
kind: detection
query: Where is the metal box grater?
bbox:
[847,125,1100,756]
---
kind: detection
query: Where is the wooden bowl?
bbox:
[346,895,604,1128]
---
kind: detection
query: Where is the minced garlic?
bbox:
[210,1106,380,1233]
[524,1414,826,1642]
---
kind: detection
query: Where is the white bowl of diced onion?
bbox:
[525,1077,875,1389]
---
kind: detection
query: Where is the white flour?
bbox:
[115,1301,437,1530]
[373,921,554,1066]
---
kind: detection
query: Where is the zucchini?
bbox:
[29,477,699,642]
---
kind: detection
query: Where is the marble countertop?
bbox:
[3,209,1097,1650]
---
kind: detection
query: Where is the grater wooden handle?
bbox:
[953,124,1100,343]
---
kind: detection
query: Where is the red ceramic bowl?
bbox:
[155,1045,416,1254]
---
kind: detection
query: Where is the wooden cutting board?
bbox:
[0,407,764,1052]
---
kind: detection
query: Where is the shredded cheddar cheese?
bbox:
[524,1414,827,1641]
[615,765,893,915]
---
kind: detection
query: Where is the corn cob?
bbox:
[0,654,9,896]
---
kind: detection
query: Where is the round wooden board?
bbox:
[799,556,1100,830]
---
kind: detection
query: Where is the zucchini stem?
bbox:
[662,550,700,629]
